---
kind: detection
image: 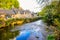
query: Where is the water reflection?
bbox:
[16,31,31,40]
[0,27,19,40]
[0,20,48,40]
[14,20,48,40]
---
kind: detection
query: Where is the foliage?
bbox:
[47,34,55,40]
[0,29,19,40]
[0,17,40,28]
[38,1,60,26]
[38,1,60,40]
[0,18,5,28]
[0,0,19,9]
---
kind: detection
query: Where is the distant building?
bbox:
[0,8,36,19]
[0,9,15,20]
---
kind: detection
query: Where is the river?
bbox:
[0,20,49,40]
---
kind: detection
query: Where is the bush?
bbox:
[47,34,55,40]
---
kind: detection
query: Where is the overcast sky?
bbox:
[18,0,41,12]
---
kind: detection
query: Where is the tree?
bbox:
[38,0,60,25]
[38,0,60,40]
[0,0,19,9]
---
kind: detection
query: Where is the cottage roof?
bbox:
[0,9,15,15]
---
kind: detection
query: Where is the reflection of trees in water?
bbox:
[0,27,19,40]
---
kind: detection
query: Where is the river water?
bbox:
[0,20,49,40]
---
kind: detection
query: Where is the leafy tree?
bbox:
[38,0,60,40]
[38,1,60,26]
[0,0,19,9]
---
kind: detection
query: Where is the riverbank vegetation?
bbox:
[38,1,60,40]
[0,28,19,40]
[0,17,40,28]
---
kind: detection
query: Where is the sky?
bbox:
[18,0,41,13]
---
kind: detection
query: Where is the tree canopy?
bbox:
[0,0,19,9]
[38,1,60,25]
[38,1,60,40]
